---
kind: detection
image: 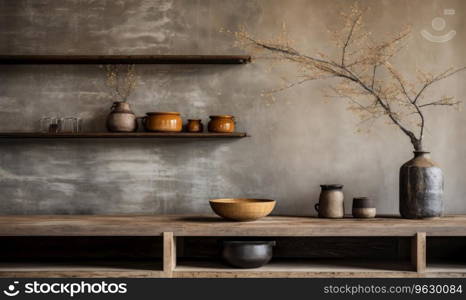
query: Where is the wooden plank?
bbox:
[174,259,417,278]
[0,55,251,64]
[174,259,466,278]
[411,232,427,273]
[176,259,412,272]
[174,270,465,278]
[427,261,466,276]
[0,271,162,278]
[0,215,465,237]
[163,232,176,277]
[0,132,248,139]
[174,271,465,278]
[1,260,464,278]
[0,261,163,278]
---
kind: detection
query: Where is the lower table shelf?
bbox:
[175,259,413,278]
[174,259,466,278]
[1,259,465,278]
[427,261,466,277]
[0,260,163,278]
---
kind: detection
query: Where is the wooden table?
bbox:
[0,215,464,278]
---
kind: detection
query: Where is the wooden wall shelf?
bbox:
[0,132,248,139]
[0,55,251,64]
[0,215,465,278]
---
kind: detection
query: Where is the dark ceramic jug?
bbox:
[399,151,443,219]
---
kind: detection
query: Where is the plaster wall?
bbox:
[0,0,465,215]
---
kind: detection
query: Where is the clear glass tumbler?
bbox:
[40,115,60,133]
[61,117,81,133]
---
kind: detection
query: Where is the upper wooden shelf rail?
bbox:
[0,215,464,237]
[0,132,248,139]
[0,55,252,64]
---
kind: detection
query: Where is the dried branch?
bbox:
[419,97,461,108]
[413,67,466,104]
[265,76,337,95]
[370,65,377,89]
[103,64,138,102]
[341,10,362,66]
[233,2,465,150]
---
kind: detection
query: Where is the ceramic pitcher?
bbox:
[315,184,344,218]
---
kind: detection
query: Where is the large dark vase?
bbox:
[399,151,443,219]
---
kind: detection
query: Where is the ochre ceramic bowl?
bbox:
[208,115,235,133]
[209,198,276,221]
[143,112,182,132]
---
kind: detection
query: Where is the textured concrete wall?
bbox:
[0,0,465,215]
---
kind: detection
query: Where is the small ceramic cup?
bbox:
[352,197,376,218]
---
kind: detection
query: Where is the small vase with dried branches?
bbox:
[104,64,139,132]
[233,3,465,218]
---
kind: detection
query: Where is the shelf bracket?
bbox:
[411,232,426,273]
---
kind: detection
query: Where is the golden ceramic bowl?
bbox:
[209,198,276,221]
[143,112,182,132]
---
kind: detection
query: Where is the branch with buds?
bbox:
[233,3,465,151]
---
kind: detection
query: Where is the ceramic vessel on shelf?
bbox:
[142,112,182,132]
[352,197,376,218]
[186,119,203,133]
[208,115,235,133]
[399,151,443,219]
[209,198,275,221]
[222,240,275,268]
[106,102,138,132]
[315,184,344,218]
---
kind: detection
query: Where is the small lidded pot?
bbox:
[186,119,203,133]
[208,115,235,133]
[352,197,376,218]
[142,112,182,132]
